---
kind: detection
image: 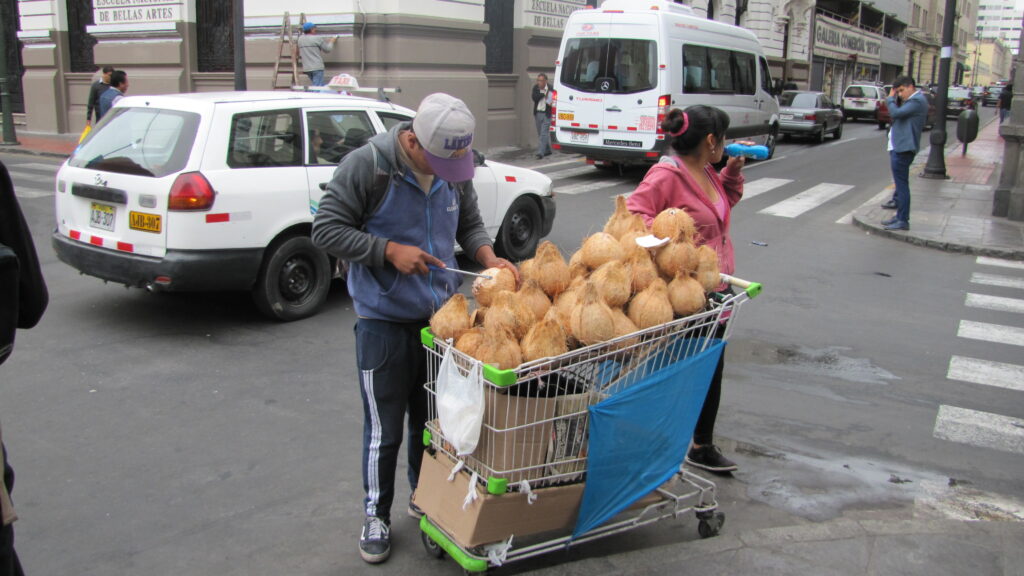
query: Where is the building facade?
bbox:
[977,0,1022,57]
[966,37,1015,85]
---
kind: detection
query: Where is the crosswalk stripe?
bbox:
[742,178,792,199]
[758,183,854,218]
[965,293,1024,314]
[837,188,891,224]
[947,356,1024,392]
[545,165,604,181]
[8,162,61,173]
[971,272,1024,291]
[957,319,1024,347]
[557,178,629,196]
[977,256,1024,270]
[14,187,53,199]
[523,158,583,171]
[933,405,1024,455]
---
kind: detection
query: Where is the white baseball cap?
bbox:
[412,93,475,182]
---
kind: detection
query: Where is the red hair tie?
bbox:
[669,112,689,137]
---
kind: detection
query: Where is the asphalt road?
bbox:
[1,108,1021,575]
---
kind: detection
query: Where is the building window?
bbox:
[66,0,97,73]
[197,0,234,72]
[483,0,514,74]
[1,0,23,113]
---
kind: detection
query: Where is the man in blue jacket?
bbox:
[311,93,517,565]
[881,76,928,231]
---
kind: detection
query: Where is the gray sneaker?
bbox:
[359,516,391,564]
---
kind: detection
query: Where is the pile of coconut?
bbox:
[429,196,721,370]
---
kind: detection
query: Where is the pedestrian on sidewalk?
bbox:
[997,84,1013,124]
[1,159,51,576]
[97,70,128,120]
[311,93,518,565]
[85,66,114,126]
[880,76,928,232]
[532,73,553,159]
[297,23,338,87]
[625,105,748,475]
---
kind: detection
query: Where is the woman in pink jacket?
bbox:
[626,105,746,474]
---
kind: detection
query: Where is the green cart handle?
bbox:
[720,273,762,298]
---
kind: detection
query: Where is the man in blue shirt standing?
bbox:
[98,70,128,119]
[880,76,928,231]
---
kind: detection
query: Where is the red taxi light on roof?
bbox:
[169,172,215,211]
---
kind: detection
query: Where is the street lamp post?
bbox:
[233,0,246,91]
[0,15,20,146]
[920,0,959,179]
[992,14,1024,220]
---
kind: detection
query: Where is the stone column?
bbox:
[993,15,1024,221]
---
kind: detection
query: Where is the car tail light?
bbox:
[655,94,670,140]
[550,89,558,129]
[804,114,816,121]
[168,172,215,211]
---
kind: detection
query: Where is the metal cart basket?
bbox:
[416,275,760,573]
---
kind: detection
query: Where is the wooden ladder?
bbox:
[271,12,302,90]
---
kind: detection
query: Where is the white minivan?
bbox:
[552,0,780,166]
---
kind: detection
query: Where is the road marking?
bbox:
[957,319,1024,347]
[824,136,859,146]
[743,177,792,199]
[9,162,62,173]
[836,188,892,224]
[970,272,1024,291]
[556,178,629,195]
[14,187,54,199]
[544,165,606,181]
[977,256,1024,270]
[947,356,1024,392]
[933,405,1024,455]
[523,158,584,171]
[758,183,855,218]
[965,292,1024,314]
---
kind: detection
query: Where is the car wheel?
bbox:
[495,196,543,262]
[253,235,331,321]
[877,121,886,130]
[833,121,843,140]
[764,125,778,159]
[815,126,825,144]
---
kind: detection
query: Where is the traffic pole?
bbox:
[920,0,958,179]
[0,14,20,146]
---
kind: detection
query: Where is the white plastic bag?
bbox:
[436,346,484,456]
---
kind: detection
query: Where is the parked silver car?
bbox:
[778,91,844,143]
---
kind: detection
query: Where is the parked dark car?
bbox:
[778,91,843,142]
[876,90,937,130]
[946,87,976,118]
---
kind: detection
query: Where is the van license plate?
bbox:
[129,211,162,233]
[569,131,589,144]
[89,202,115,232]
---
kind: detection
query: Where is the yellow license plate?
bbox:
[129,211,162,233]
[558,112,575,121]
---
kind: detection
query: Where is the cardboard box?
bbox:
[472,387,557,483]
[414,451,584,547]
[545,393,589,480]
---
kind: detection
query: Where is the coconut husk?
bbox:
[694,245,721,292]
[429,293,472,342]
[475,323,523,370]
[655,241,697,280]
[531,241,571,298]
[610,307,640,350]
[580,232,624,270]
[484,290,535,340]
[455,327,485,358]
[628,278,674,329]
[651,208,696,243]
[517,279,552,322]
[603,195,647,240]
[472,267,516,307]
[553,277,585,340]
[668,273,706,317]
[570,281,617,346]
[591,260,631,308]
[626,249,658,294]
[521,308,569,362]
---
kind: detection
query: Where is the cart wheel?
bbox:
[697,512,725,538]
[421,530,445,559]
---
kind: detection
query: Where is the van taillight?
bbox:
[550,89,558,129]
[168,172,215,211]
[656,95,670,140]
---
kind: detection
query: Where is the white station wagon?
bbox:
[53,92,556,320]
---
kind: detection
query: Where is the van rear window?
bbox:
[70,108,200,177]
[560,38,656,94]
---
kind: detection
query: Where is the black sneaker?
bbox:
[359,516,391,564]
[408,494,423,519]
[685,445,738,473]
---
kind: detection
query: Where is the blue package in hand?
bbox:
[724,143,769,160]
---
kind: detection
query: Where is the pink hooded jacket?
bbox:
[626,156,744,290]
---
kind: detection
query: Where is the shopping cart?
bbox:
[416,274,761,573]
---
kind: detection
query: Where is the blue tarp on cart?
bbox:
[573,339,725,539]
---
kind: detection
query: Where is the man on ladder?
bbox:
[297,22,338,87]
